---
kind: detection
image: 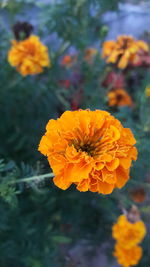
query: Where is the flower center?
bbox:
[120,38,132,51]
[117,93,123,102]
[71,129,104,157]
[79,143,95,155]
[73,140,99,156]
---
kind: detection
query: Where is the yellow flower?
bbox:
[107,88,133,107]
[114,243,142,267]
[102,35,149,69]
[102,40,116,58]
[112,214,146,249]
[38,109,137,194]
[145,85,150,98]
[8,35,50,76]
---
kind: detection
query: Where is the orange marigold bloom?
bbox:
[102,35,149,69]
[38,110,137,194]
[112,214,146,249]
[107,89,133,107]
[114,243,142,267]
[8,35,50,76]
[130,188,146,203]
[61,55,77,67]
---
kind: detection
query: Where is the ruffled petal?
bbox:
[116,166,129,188]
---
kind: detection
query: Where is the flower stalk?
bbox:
[10,173,54,185]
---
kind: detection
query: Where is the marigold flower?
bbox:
[102,35,149,69]
[130,188,146,203]
[145,85,150,98]
[112,214,146,249]
[38,110,137,194]
[114,243,142,267]
[84,48,98,64]
[61,55,77,67]
[8,35,50,76]
[107,89,133,107]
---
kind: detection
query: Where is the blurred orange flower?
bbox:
[38,109,137,194]
[102,35,149,69]
[107,88,133,107]
[114,243,142,267]
[84,48,98,63]
[8,35,50,76]
[130,188,146,203]
[61,55,77,67]
[112,214,146,249]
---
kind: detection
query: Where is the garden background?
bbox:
[0,0,150,266]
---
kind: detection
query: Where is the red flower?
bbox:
[102,71,125,89]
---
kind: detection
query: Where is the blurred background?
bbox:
[0,0,150,266]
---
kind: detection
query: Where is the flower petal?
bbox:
[116,166,129,188]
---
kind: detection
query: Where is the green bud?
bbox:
[100,25,109,39]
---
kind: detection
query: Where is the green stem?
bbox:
[130,179,150,188]
[10,173,54,185]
